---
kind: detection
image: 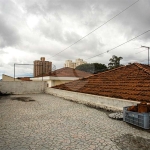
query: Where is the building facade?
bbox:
[34,57,52,77]
[64,58,87,69]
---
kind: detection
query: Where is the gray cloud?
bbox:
[0,49,8,54]
[64,31,82,44]
[36,18,64,42]
[0,0,150,78]
[0,15,21,48]
[0,0,22,48]
[103,0,150,40]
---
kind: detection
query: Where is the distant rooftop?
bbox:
[35,67,92,78]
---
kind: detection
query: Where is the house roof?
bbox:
[36,67,92,78]
[53,63,150,102]
[50,67,92,77]
[17,77,31,81]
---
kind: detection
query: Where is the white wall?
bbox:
[0,81,47,94]
[30,76,79,87]
[45,88,139,111]
[47,80,77,87]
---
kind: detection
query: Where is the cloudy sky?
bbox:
[0,0,150,79]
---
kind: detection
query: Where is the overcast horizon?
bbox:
[0,0,150,79]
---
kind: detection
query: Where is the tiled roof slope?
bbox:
[17,77,31,81]
[35,74,48,77]
[53,63,150,102]
[36,67,92,78]
[49,67,92,77]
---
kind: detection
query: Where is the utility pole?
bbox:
[141,45,150,65]
[42,62,43,81]
[14,64,33,81]
[14,63,15,81]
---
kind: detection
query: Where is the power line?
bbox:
[139,59,149,62]
[49,0,139,59]
[86,30,150,60]
[134,47,142,50]
[135,49,147,54]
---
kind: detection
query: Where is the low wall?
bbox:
[46,88,139,111]
[0,81,47,94]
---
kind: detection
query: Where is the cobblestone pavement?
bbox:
[0,94,150,150]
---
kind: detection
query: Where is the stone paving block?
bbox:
[0,94,150,150]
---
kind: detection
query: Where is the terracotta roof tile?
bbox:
[36,67,92,78]
[50,67,92,77]
[17,77,31,81]
[53,63,150,102]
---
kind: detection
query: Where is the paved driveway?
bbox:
[0,94,150,150]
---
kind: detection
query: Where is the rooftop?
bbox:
[1,94,149,149]
[17,77,31,81]
[53,63,150,102]
[36,67,92,78]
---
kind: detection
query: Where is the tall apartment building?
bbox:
[34,57,52,77]
[64,58,87,69]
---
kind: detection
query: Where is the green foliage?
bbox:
[108,55,123,69]
[76,63,107,74]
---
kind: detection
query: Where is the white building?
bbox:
[64,58,87,69]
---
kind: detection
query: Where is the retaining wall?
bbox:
[0,81,47,94]
[46,88,139,111]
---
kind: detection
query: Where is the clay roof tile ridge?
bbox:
[134,63,150,75]
[78,65,127,80]
[50,67,92,77]
[52,65,127,88]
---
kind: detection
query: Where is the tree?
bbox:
[108,55,123,69]
[76,63,107,74]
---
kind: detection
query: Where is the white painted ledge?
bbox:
[45,88,139,112]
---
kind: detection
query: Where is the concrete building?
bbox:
[34,57,52,77]
[64,58,87,69]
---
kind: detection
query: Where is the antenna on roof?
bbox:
[141,46,150,66]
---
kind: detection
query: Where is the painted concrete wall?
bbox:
[45,88,139,111]
[2,74,21,81]
[31,76,78,87]
[54,80,74,86]
[0,81,46,94]
[47,80,73,87]
[30,76,50,81]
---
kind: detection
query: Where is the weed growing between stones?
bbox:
[0,91,12,96]
[11,97,35,102]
